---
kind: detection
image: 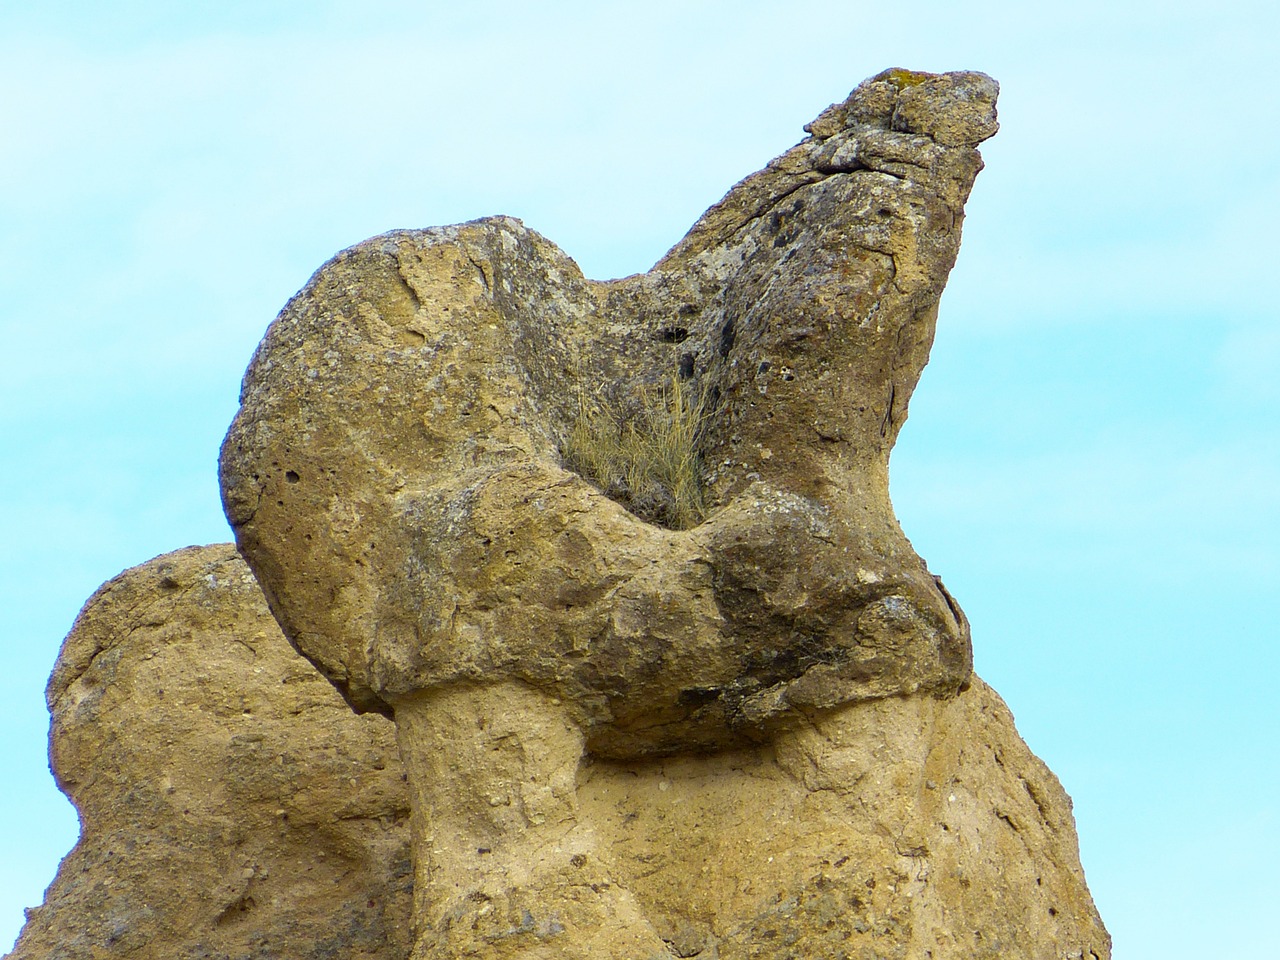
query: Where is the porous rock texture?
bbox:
[219,69,993,746]
[8,545,414,960]
[213,67,1111,959]
[579,677,1108,959]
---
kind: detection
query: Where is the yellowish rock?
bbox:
[10,68,1111,960]
[13,549,1107,959]
[9,546,414,960]
[216,68,1110,958]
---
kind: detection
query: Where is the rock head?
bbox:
[219,69,995,753]
[215,68,1108,959]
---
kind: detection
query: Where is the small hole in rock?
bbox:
[285,470,300,484]
[719,319,736,357]
[657,326,689,343]
[215,895,257,927]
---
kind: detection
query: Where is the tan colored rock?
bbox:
[12,260,1113,960]
[9,546,1108,960]
[392,678,1110,960]
[212,67,1109,958]
[9,545,413,960]
[8,547,1109,960]
[583,678,1109,959]
[219,69,990,747]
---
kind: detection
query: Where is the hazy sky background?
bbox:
[2,1,1276,956]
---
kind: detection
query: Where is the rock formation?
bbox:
[214,68,1108,959]
[219,69,994,748]
[11,69,1111,960]
[9,546,414,960]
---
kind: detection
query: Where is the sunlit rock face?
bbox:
[211,67,1106,960]
[10,545,414,960]
[11,553,1110,960]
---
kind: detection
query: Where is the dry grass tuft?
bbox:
[563,374,714,530]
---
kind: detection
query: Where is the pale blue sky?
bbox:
[2,2,1277,956]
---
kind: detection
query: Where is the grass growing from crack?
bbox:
[563,374,714,530]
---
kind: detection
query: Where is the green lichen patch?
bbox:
[879,68,935,89]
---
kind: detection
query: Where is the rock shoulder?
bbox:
[10,545,414,960]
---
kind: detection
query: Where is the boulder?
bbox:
[9,546,414,960]
[10,68,1111,960]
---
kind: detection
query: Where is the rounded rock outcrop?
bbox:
[11,72,1111,960]
[11,545,413,960]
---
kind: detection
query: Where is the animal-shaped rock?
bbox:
[218,70,1109,959]
[220,68,992,749]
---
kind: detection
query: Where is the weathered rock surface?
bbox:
[13,68,1110,960]
[8,545,414,960]
[210,67,1111,959]
[10,549,1109,959]
[390,676,1111,960]
[583,676,1108,960]
[219,69,991,752]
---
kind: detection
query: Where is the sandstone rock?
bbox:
[582,678,1110,959]
[213,68,1110,958]
[12,68,1109,960]
[9,545,413,960]
[219,69,992,751]
[389,676,1111,960]
[10,550,1109,960]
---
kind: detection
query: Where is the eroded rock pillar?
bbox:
[396,682,672,958]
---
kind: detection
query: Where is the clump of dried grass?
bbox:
[563,374,713,530]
